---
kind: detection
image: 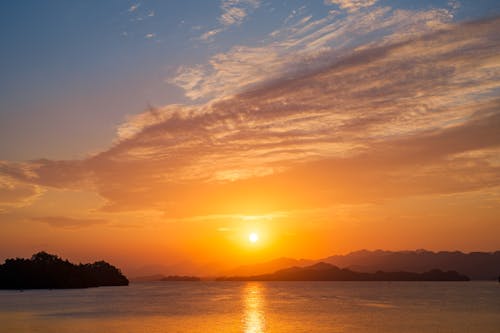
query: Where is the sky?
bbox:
[0,0,499,275]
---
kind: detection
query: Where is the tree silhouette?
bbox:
[0,252,128,289]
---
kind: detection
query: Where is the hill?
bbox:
[161,275,200,281]
[218,262,470,281]
[0,252,129,289]
[322,250,500,280]
[227,250,500,280]
[223,257,314,276]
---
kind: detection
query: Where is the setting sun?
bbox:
[249,233,259,243]
[1,1,500,332]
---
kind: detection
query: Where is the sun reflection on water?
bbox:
[243,282,266,333]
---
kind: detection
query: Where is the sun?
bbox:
[249,232,259,243]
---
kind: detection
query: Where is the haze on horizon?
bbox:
[1,0,499,275]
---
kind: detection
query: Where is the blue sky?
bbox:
[1,0,498,160]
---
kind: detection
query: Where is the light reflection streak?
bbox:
[243,282,266,333]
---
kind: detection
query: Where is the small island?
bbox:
[0,252,129,289]
[217,262,470,281]
[161,275,200,281]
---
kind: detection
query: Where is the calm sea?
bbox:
[0,281,499,332]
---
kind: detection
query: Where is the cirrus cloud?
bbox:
[32,216,108,229]
[177,5,454,100]
[325,0,378,13]
[1,14,499,219]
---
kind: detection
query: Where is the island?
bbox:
[161,275,200,281]
[217,262,470,281]
[0,251,129,289]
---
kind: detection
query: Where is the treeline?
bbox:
[0,252,129,289]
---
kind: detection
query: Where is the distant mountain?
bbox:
[218,262,470,281]
[322,250,500,280]
[131,274,201,282]
[227,250,500,280]
[224,257,315,276]
[131,274,167,282]
[0,252,129,289]
[161,275,200,281]
[128,260,228,279]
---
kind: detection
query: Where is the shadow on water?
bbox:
[243,282,266,333]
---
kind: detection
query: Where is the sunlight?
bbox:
[241,215,275,221]
[249,232,259,243]
[243,283,266,333]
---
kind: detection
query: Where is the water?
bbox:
[0,281,499,332]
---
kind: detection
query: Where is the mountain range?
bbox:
[130,250,500,281]
[226,250,500,280]
[218,262,470,281]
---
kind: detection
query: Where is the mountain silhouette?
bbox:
[217,262,470,281]
[227,250,500,280]
[161,275,200,281]
[322,250,500,280]
[0,252,129,289]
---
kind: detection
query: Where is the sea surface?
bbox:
[0,281,499,332]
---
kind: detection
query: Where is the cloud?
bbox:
[219,6,247,26]
[198,0,260,41]
[32,216,108,229]
[0,174,42,211]
[219,0,260,26]
[128,3,140,13]
[325,0,377,13]
[180,5,454,99]
[0,162,43,211]
[145,33,155,39]
[199,29,223,41]
[2,16,500,219]
[126,2,155,23]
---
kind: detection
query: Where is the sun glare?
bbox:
[249,232,259,243]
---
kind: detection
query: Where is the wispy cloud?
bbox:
[198,0,261,41]
[128,3,140,13]
[219,0,260,26]
[199,28,223,41]
[1,12,499,219]
[126,2,155,24]
[219,6,247,26]
[0,173,42,211]
[182,5,454,99]
[32,216,108,229]
[325,0,378,13]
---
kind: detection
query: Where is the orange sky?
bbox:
[1,7,500,276]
